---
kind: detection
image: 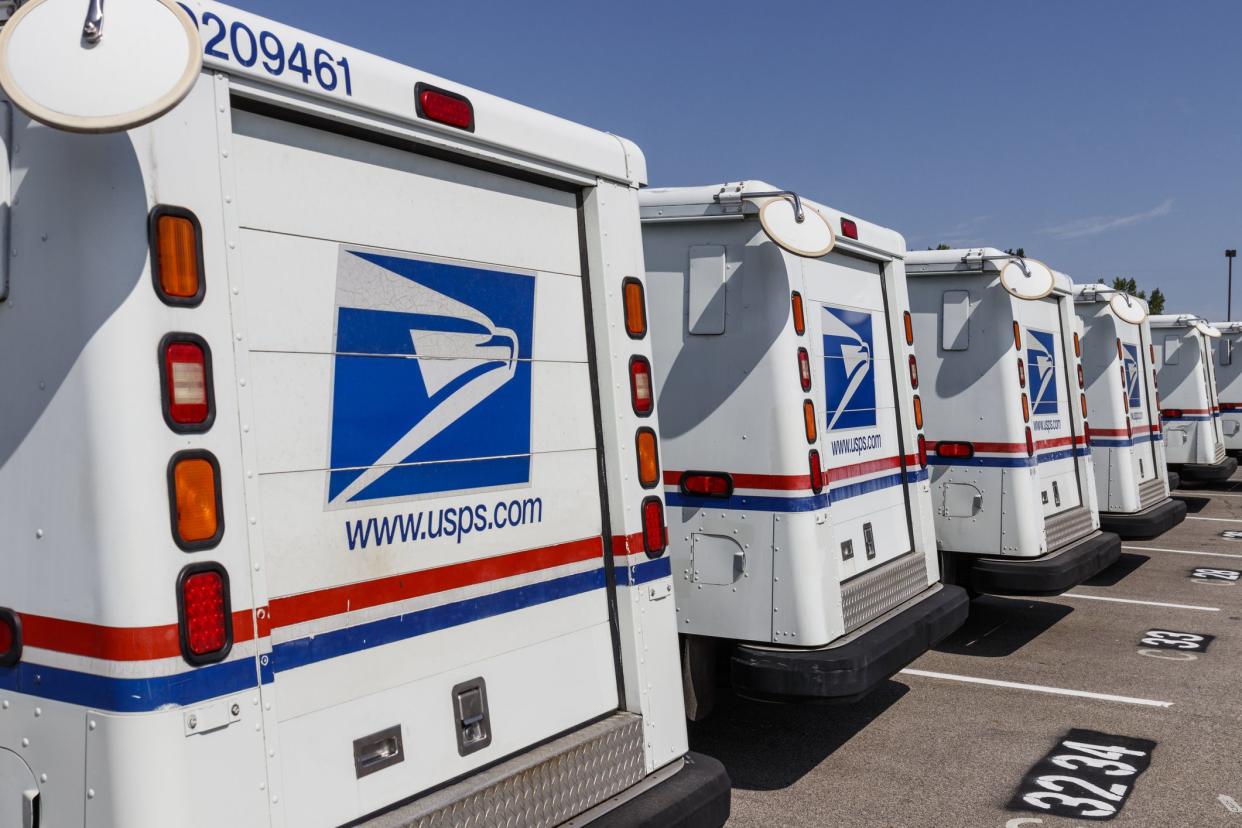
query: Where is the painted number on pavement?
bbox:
[1139,629,1213,653]
[1010,730,1155,821]
[1191,568,1241,581]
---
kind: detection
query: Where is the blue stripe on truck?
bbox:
[665,469,928,512]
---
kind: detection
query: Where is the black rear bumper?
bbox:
[968,531,1121,596]
[729,584,969,704]
[589,753,731,828]
[1172,456,1238,483]
[1098,497,1187,540]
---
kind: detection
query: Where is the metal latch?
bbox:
[183,700,241,736]
[863,523,877,560]
[453,678,492,756]
[353,724,404,779]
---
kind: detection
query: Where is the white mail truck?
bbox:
[1211,322,1242,458]
[1073,285,1184,538]
[906,249,1120,595]
[638,182,968,717]
[0,2,730,826]
[1151,314,1237,482]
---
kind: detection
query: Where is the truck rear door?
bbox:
[1121,333,1159,483]
[229,107,617,825]
[805,251,915,581]
[1024,297,1085,519]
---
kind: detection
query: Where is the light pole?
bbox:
[1230,250,1238,320]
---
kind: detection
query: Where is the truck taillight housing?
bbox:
[1013,322,1022,351]
[1073,332,1082,357]
[798,347,812,391]
[160,334,214,431]
[1116,338,1124,360]
[903,311,914,346]
[681,471,733,498]
[803,400,818,443]
[635,428,659,489]
[913,395,923,429]
[415,83,474,131]
[1077,364,1085,388]
[917,434,927,467]
[1162,408,1182,418]
[177,564,232,665]
[169,451,223,550]
[641,497,667,558]
[1080,393,1089,418]
[791,292,806,335]
[629,356,654,416]
[1025,427,1035,456]
[0,609,21,667]
[840,218,858,239]
[808,450,824,493]
[622,278,647,339]
[908,355,919,389]
[936,441,974,459]
[149,206,205,306]
[1021,394,1030,422]
[1017,359,1026,387]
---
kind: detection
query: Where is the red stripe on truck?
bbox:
[662,454,920,494]
[20,610,257,661]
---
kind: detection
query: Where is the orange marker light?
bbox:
[904,311,914,346]
[1021,394,1030,422]
[622,278,647,339]
[635,429,659,489]
[1073,332,1082,357]
[913,395,923,429]
[791,292,806,336]
[1013,321,1022,351]
[170,452,221,548]
[151,208,203,303]
[803,400,818,443]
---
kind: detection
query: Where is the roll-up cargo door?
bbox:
[229,108,616,827]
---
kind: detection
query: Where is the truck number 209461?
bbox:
[179,5,354,96]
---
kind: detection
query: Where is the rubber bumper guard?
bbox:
[729,584,969,704]
[1098,497,1187,540]
[1174,456,1238,483]
[970,530,1121,597]
[588,752,731,828]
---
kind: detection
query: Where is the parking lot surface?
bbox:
[690,478,1242,826]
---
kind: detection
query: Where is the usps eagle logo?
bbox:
[821,305,877,430]
[326,247,535,508]
[1028,329,1059,416]
[1123,343,1141,409]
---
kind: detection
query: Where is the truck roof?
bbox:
[1150,314,1207,328]
[1212,322,1242,334]
[905,247,1074,294]
[191,1,645,186]
[637,180,906,256]
[1072,283,1151,311]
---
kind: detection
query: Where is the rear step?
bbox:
[1137,476,1167,510]
[351,714,645,827]
[841,551,930,633]
[1045,506,1094,551]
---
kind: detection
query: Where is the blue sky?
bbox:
[228,1,1241,319]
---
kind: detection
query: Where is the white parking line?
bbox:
[1061,592,1220,611]
[1123,544,1242,560]
[1187,516,1242,523]
[898,669,1173,708]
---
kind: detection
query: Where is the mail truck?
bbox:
[1211,322,1242,458]
[1073,286,1184,538]
[906,249,1120,595]
[0,2,729,825]
[639,182,968,718]
[1151,314,1237,482]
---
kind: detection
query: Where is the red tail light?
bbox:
[0,609,20,667]
[917,434,927,467]
[840,218,858,239]
[1017,359,1026,388]
[1025,427,1035,456]
[791,292,806,336]
[808,450,824,493]
[1126,418,1133,438]
[1163,408,1183,418]
[629,356,654,416]
[415,83,474,131]
[798,348,812,391]
[680,472,733,498]
[177,564,232,664]
[936,441,974,459]
[1084,422,1092,442]
[909,355,919,389]
[641,497,667,558]
[161,335,214,431]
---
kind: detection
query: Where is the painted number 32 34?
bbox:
[1011,730,1155,821]
[178,6,354,96]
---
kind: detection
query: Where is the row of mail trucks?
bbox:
[0,1,1205,826]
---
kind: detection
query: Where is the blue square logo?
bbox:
[326,247,535,508]
[1123,343,1141,409]
[821,305,877,431]
[1028,328,1059,416]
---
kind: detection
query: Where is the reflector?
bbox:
[904,311,914,346]
[803,400,818,443]
[936,441,974,459]
[840,218,859,239]
[791,292,806,335]
[415,83,474,131]
[622,278,647,338]
[681,472,733,498]
[151,207,204,304]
